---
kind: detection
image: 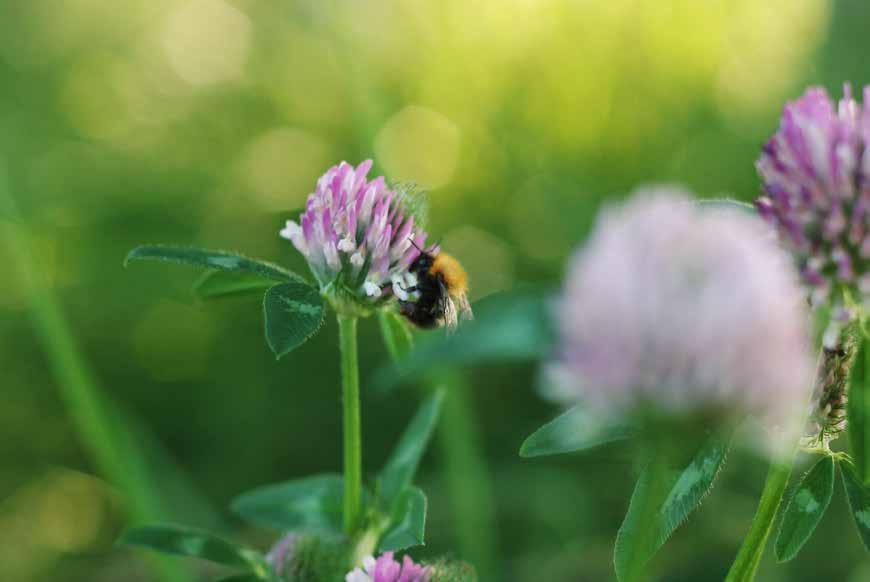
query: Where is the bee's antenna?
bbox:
[408,235,441,255]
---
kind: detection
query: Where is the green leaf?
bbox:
[376,290,554,391]
[378,309,415,363]
[379,390,445,509]
[216,576,268,582]
[263,281,325,359]
[614,435,730,580]
[849,337,870,484]
[614,462,661,582]
[120,524,261,569]
[230,474,346,534]
[841,460,870,551]
[193,270,275,300]
[379,487,427,552]
[656,435,730,547]
[126,245,303,283]
[775,455,836,562]
[520,405,634,457]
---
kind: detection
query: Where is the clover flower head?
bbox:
[756,85,870,344]
[545,188,814,432]
[345,552,431,582]
[281,160,433,310]
[266,534,298,578]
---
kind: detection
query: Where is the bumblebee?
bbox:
[392,248,473,331]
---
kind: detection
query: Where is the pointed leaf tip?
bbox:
[125,245,304,283]
[378,487,428,552]
[119,524,260,569]
[841,460,870,551]
[520,405,634,458]
[775,455,836,562]
[230,474,346,534]
[263,281,325,359]
[613,434,730,580]
[378,389,444,509]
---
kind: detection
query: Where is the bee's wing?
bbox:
[443,296,459,332]
[456,293,473,322]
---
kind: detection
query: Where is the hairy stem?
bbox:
[723,459,793,582]
[338,314,363,534]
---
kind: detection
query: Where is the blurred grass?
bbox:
[2,0,870,580]
[0,165,195,582]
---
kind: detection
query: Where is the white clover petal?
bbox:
[338,236,356,252]
[363,281,382,297]
[324,241,341,271]
[392,277,409,301]
[345,569,372,582]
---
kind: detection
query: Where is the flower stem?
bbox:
[724,458,793,582]
[338,314,362,535]
[433,369,499,581]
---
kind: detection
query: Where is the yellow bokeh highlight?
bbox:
[441,226,514,301]
[34,0,832,184]
[263,30,350,127]
[238,127,333,210]
[162,0,251,86]
[375,106,461,190]
[0,470,110,581]
[715,0,831,124]
[59,52,189,151]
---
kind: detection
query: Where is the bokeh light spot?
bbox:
[162,0,251,86]
[238,128,332,210]
[0,469,110,581]
[375,106,460,190]
[714,0,831,126]
[440,226,513,301]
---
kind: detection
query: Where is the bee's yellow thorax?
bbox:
[430,253,468,296]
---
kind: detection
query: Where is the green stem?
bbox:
[724,459,794,582]
[434,371,498,581]
[338,314,363,534]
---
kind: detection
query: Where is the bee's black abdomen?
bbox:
[399,252,448,328]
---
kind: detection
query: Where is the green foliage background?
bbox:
[1,0,869,580]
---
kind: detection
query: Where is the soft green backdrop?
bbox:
[1,0,868,580]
